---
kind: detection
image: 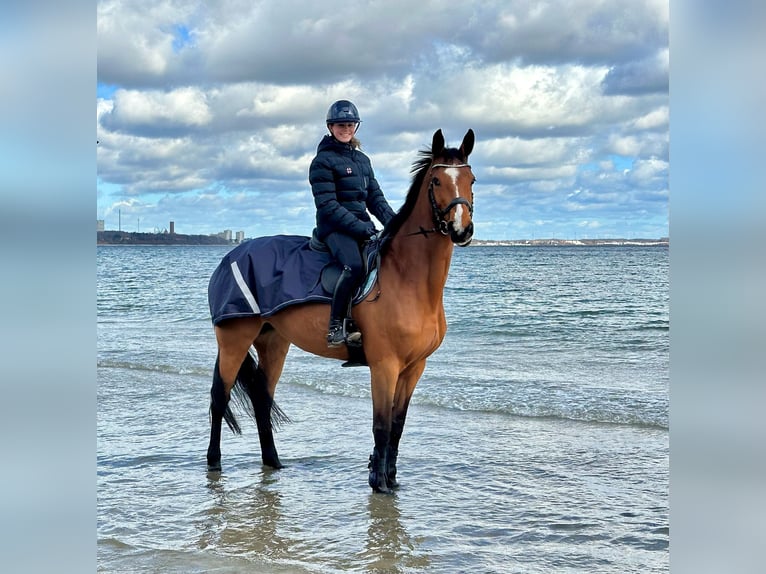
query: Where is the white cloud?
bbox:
[104,87,211,132]
[632,106,669,130]
[628,157,669,185]
[96,0,669,240]
[578,220,602,229]
[608,135,644,157]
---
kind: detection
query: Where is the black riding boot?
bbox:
[327,266,361,347]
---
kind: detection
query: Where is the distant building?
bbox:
[170,221,175,234]
[97,219,105,232]
[211,229,238,242]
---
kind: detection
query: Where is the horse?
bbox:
[206,128,476,493]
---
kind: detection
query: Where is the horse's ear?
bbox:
[432,129,445,156]
[460,129,475,159]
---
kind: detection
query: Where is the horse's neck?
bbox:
[384,204,454,305]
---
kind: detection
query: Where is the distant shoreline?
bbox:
[97,230,231,245]
[469,238,669,247]
[97,230,668,247]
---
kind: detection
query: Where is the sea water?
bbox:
[97,244,668,573]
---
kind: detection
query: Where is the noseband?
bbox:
[427,163,474,236]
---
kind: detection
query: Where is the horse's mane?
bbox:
[379,144,466,256]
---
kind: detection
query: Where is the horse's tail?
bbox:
[227,350,291,433]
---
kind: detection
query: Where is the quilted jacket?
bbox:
[309,135,395,241]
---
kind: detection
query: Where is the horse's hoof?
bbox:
[387,476,399,489]
[262,449,283,469]
[369,472,392,494]
[368,452,393,493]
[371,482,392,494]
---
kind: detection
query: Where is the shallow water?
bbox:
[98,244,668,573]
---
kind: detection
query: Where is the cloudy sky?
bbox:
[97,0,668,240]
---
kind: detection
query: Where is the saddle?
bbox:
[309,229,382,305]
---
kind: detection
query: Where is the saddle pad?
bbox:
[208,234,378,326]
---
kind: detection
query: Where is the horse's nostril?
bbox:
[451,222,474,246]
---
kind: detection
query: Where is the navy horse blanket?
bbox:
[208,234,378,326]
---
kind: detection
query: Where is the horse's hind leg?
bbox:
[249,325,291,468]
[206,319,261,472]
[207,353,244,470]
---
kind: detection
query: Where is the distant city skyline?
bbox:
[97,217,243,239]
[97,219,667,243]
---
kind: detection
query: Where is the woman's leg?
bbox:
[324,232,364,346]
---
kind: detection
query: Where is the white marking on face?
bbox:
[444,167,460,190]
[444,167,465,233]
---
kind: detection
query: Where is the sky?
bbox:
[96,0,669,240]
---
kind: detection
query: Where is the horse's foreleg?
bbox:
[386,409,407,489]
[386,360,427,488]
[368,427,390,494]
[368,362,399,494]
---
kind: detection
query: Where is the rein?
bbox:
[407,162,474,237]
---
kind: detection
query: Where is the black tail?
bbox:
[211,351,290,435]
[210,353,292,434]
[227,351,290,433]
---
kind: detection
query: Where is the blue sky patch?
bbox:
[609,155,634,172]
[172,24,192,52]
[97,83,118,99]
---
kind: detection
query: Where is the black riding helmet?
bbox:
[326,100,361,127]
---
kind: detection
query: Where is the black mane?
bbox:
[379,145,466,255]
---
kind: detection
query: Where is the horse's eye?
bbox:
[432,177,441,187]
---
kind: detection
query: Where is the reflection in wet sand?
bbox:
[199,470,294,562]
[359,494,430,573]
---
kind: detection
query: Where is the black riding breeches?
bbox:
[324,232,364,320]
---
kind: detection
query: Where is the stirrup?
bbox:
[345,330,362,345]
[343,318,363,347]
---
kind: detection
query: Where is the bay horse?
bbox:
[206,128,476,493]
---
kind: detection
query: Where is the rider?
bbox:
[309,100,396,347]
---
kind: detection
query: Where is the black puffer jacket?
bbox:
[310,135,395,241]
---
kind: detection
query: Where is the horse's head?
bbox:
[428,129,476,246]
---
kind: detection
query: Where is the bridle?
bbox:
[416,162,474,237]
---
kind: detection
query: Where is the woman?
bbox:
[309,100,396,347]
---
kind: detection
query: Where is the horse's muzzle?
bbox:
[451,221,473,246]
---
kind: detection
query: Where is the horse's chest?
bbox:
[412,315,446,357]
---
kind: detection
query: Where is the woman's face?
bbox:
[329,122,357,143]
